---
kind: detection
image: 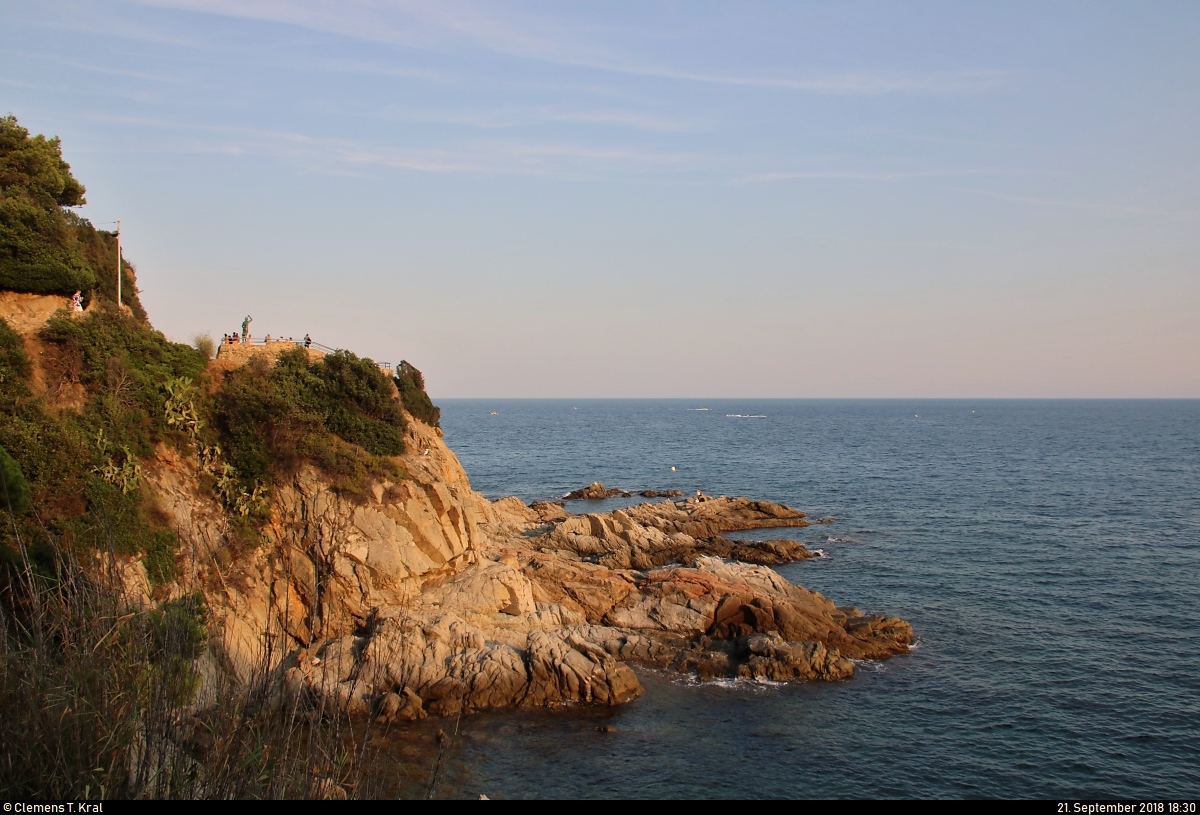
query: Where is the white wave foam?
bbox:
[852,659,889,674]
[672,673,784,692]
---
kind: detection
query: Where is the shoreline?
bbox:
[285,485,914,722]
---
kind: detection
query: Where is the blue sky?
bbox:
[2,1,1197,396]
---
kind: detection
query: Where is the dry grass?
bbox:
[0,520,382,799]
[192,334,216,361]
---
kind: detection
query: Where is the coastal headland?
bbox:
[1,297,912,723]
[1,287,913,725]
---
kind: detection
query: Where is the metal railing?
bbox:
[222,336,392,374]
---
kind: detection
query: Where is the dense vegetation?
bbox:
[0,115,144,316]
[0,309,431,582]
[395,360,440,428]
[214,348,407,503]
[0,309,205,585]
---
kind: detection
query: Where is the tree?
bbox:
[0,115,86,208]
[0,115,97,296]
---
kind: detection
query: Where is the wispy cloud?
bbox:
[81,113,1041,187]
[0,76,60,93]
[12,1,209,49]
[589,66,1006,95]
[305,58,449,83]
[137,0,1006,95]
[545,110,701,132]
[78,111,707,177]
[378,105,701,133]
[14,51,188,84]
[377,107,526,130]
[959,188,1200,219]
[739,167,1019,183]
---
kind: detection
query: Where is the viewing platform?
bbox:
[211,336,393,376]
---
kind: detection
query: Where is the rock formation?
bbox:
[139,374,911,721]
[563,481,630,499]
[535,495,814,569]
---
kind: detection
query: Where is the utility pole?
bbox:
[116,220,122,309]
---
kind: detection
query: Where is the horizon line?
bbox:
[430,395,1200,401]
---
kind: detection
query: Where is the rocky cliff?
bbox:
[0,290,911,722]
[147,405,911,718]
[144,406,495,685]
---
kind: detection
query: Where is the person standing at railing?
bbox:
[242,315,252,344]
[304,333,311,349]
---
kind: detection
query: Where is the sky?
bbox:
[2,1,1197,397]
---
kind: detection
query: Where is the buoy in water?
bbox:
[670,466,676,472]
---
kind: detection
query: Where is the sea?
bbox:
[381,399,1199,799]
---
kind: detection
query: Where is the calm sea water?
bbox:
[389,399,1199,799]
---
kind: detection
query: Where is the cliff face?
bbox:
[146,397,911,720]
[144,408,495,683]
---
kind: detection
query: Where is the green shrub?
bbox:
[0,317,31,409]
[216,351,324,486]
[0,444,30,517]
[215,349,406,499]
[56,480,174,585]
[0,310,197,572]
[297,431,402,503]
[319,351,407,456]
[395,360,440,428]
[141,528,180,586]
[0,401,94,520]
[148,593,207,661]
[37,309,207,456]
[0,196,96,295]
